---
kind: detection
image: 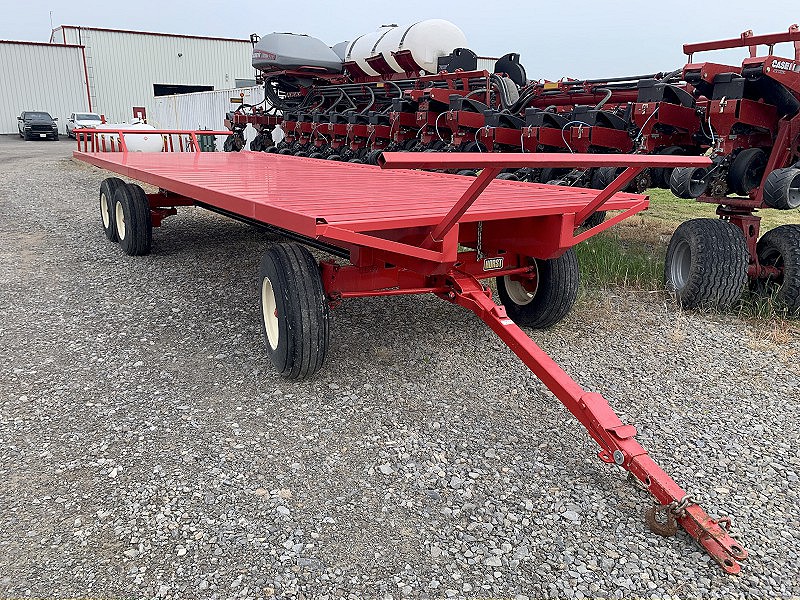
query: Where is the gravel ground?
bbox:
[0,135,798,599]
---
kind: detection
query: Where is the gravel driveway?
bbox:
[1,135,798,599]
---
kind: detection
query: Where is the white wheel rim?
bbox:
[261,276,279,350]
[504,262,539,306]
[100,192,110,228]
[115,200,126,240]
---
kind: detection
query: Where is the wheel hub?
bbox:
[100,193,110,228]
[670,239,692,291]
[261,276,279,350]
[115,201,126,240]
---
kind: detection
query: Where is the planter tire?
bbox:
[664,218,748,309]
[755,225,800,315]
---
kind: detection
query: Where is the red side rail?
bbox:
[74,129,231,153]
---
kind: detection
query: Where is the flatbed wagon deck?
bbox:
[73,131,747,574]
[74,150,647,235]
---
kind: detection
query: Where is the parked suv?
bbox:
[18,111,59,140]
[66,112,102,138]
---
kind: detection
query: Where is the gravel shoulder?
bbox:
[0,136,798,599]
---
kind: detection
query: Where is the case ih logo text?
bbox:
[771,59,800,72]
[253,50,277,61]
[483,257,504,271]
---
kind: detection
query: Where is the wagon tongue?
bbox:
[445,270,747,574]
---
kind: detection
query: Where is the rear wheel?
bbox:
[258,243,330,378]
[496,249,579,329]
[664,218,748,309]
[762,168,800,210]
[728,148,768,196]
[755,225,800,315]
[113,183,152,256]
[670,166,710,199]
[99,177,125,242]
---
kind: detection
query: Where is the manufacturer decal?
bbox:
[253,49,277,61]
[771,59,800,72]
[483,257,504,271]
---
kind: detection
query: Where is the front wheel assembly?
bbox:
[496,249,579,329]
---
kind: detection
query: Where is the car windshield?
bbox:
[26,112,52,120]
[76,113,101,121]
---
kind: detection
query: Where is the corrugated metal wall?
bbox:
[0,42,89,134]
[476,57,498,72]
[55,27,254,123]
[151,86,265,147]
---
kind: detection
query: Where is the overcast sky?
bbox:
[7,0,800,79]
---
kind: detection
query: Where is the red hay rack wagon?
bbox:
[73,129,746,574]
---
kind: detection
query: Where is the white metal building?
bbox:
[151,86,265,148]
[48,26,255,125]
[0,40,91,134]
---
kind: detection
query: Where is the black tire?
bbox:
[278,148,293,155]
[650,146,686,189]
[728,148,768,196]
[348,158,363,164]
[365,150,383,165]
[762,168,800,210]
[308,153,323,159]
[456,169,477,177]
[540,168,571,184]
[250,136,263,152]
[496,173,519,181]
[112,183,152,256]
[670,166,710,199]
[99,177,125,242]
[258,243,330,378]
[590,167,619,190]
[223,135,234,152]
[326,154,341,161]
[496,249,579,329]
[664,218,748,309]
[266,146,278,154]
[755,225,800,315]
[582,211,607,228]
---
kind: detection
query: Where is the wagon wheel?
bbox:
[670,166,710,199]
[496,249,579,329]
[762,168,800,210]
[727,148,768,196]
[258,243,330,378]
[99,177,125,242]
[664,218,748,310]
[112,183,152,256]
[755,225,800,315]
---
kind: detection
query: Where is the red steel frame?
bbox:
[73,138,746,574]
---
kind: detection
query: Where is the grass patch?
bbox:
[576,188,800,321]
[575,233,663,290]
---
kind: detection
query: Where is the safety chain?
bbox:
[668,494,696,518]
[476,221,484,259]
